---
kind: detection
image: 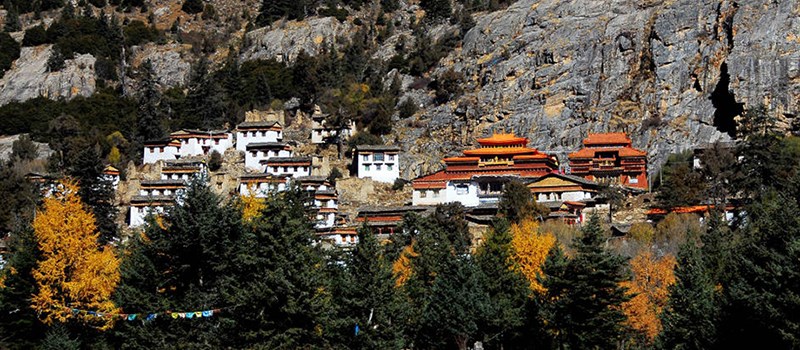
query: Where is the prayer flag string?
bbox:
[54,304,239,323]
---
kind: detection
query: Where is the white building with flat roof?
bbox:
[143,139,181,164]
[170,129,233,157]
[354,145,400,183]
[244,142,292,171]
[236,121,283,151]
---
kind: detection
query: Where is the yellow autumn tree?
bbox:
[621,250,677,343]
[510,218,556,294]
[31,180,120,330]
[240,185,266,223]
[392,243,418,287]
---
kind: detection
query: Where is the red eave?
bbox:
[583,132,632,146]
[463,147,539,156]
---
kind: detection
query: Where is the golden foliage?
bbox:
[510,218,556,294]
[629,222,655,244]
[240,186,266,223]
[392,243,418,287]
[621,250,677,343]
[31,180,120,330]
[107,146,121,165]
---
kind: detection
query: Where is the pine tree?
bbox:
[657,240,717,350]
[114,179,244,348]
[184,58,227,129]
[3,1,21,32]
[226,185,331,348]
[0,225,46,349]
[332,227,406,349]
[420,0,452,21]
[721,192,800,348]
[474,219,536,348]
[256,0,307,27]
[403,205,487,350]
[540,214,630,349]
[69,145,118,244]
[499,179,548,223]
[136,60,167,144]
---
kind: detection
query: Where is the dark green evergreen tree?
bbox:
[657,239,718,350]
[420,0,452,21]
[0,226,45,349]
[0,31,20,74]
[721,192,800,349]
[226,185,331,348]
[656,151,705,208]
[474,218,539,348]
[330,226,406,349]
[184,58,227,129]
[499,179,548,223]
[256,0,308,27]
[402,204,487,350]
[181,0,203,14]
[69,144,118,244]
[3,1,20,32]
[114,178,244,348]
[136,60,167,144]
[11,134,38,162]
[540,214,630,349]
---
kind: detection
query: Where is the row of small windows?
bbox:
[361,153,395,162]
[269,166,308,173]
[363,164,394,171]
[241,131,280,137]
[250,150,285,157]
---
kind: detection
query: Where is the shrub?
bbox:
[123,20,160,47]
[181,0,204,14]
[22,25,49,47]
[392,178,405,191]
[208,150,223,171]
[327,167,343,185]
[398,98,418,119]
[318,7,349,22]
[0,32,20,74]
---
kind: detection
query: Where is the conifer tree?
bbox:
[69,145,118,244]
[332,227,406,349]
[0,225,46,348]
[136,60,167,144]
[420,0,452,21]
[540,214,630,349]
[657,240,717,350]
[114,178,244,348]
[403,205,487,350]
[256,0,308,27]
[184,58,227,129]
[474,219,535,348]
[226,185,331,348]
[499,180,548,223]
[721,192,800,348]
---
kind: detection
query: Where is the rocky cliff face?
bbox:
[400,0,799,178]
[0,45,96,105]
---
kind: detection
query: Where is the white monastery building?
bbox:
[354,145,401,183]
[236,121,283,151]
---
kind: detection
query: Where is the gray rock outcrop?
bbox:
[0,45,96,106]
[399,0,800,179]
[240,17,352,63]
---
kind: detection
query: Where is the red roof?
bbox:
[476,133,528,146]
[443,156,481,163]
[568,147,647,159]
[463,147,539,156]
[583,132,632,146]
